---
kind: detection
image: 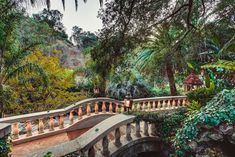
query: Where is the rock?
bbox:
[228,132,235,144]
[189,141,198,151]
[208,133,223,141]
[198,131,210,142]
[219,124,234,135]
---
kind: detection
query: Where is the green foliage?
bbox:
[130,108,187,142]
[107,69,154,100]
[187,82,217,106]
[174,89,235,156]
[43,152,54,157]
[70,26,98,49]
[0,137,11,157]
[187,100,201,112]
[202,60,235,72]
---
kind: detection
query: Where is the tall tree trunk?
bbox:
[165,61,177,96]
[0,84,4,118]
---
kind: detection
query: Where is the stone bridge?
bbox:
[0,96,187,157]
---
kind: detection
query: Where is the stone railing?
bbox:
[0,98,123,142]
[31,114,160,157]
[0,96,187,144]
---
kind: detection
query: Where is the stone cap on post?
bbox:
[0,123,11,138]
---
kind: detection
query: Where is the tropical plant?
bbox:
[106,69,153,100]
[8,51,86,114]
[174,89,235,156]
[0,3,49,117]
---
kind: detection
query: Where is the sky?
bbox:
[27,0,103,36]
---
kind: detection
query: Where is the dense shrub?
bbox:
[187,82,217,106]
[0,137,11,157]
[174,89,235,156]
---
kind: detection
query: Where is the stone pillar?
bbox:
[59,114,64,129]
[126,123,132,141]
[12,122,19,140]
[95,102,99,114]
[157,101,161,110]
[69,111,74,125]
[144,121,149,136]
[102,102,106,113]
[102,135,110,156]
[142,102,146,112]
[26,120,32,137]
[88,146,95,157]
[38,118,44,134]
[150,123,157,136]
[152,101,156,111]
[137,103,140,112]
[49,116,54,131]
[78,106,83,120]
[109,102,113,113]
[87,103,91,116]
[148,101,151,112]
[115,103,119,113]
[114,128,121,147]
[135,121,141,137]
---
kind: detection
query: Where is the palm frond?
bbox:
[62,0,65,10]
[6,63,49,87]
[46,0,50,10]
[202,60,235,71]
[75,0,78,11]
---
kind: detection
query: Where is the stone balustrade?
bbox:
[0,96,187,144]
[31,114,160,157]
[0,98,123,142]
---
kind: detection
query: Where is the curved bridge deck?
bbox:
[0,96,188,156]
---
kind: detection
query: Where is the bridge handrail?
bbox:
[31,114,137,157]
[0,97,122,123]
[0,96,188,143]
[132,95,187,103]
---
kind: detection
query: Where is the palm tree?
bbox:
[136,24,190,95]
[0,2,48,117]
[19,0,103,10]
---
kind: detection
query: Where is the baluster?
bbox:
[157,101,161,110]
[49,116,54,131]
[137,103,140,112]
[135,121,141,137]
[150,123,157,136]
[152,101,156,111]
[148,101,151,112]
[167,100,171,109]
[172,99,176,109]
[88,146,95,157]
[185,99,189,106]
[59,114,64,129]
[78,106,83,120]
[69,111,74,125]
[182,99,186,106]
[102,135,110,156]
[102,101,106,113]
[38,118,44,134]
[115,103,119,113]
[87,103,91,116]
[175,99,178,108]
[132,103,135,112]
[12,122,19,140]
[121,105,125,113]
[162,100,166,109]
[114,128,121,147]
[142,102,146,112]
[109,102,113,113]
[126,123,132,141]
[144,121,149,136]
[26,120,32,137]
[95,102,99,114]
